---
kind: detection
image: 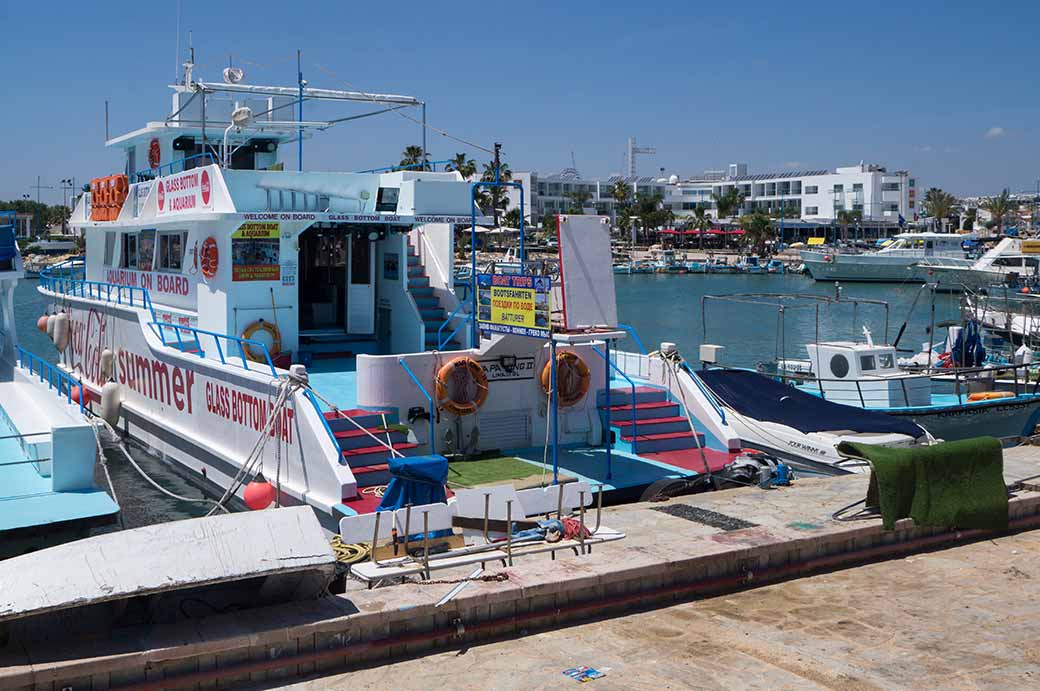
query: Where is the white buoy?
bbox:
[100,348,115,380]
[100,380,122,428]
[52,313,70,352]
[46,313,57,339]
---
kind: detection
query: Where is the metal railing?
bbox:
[398,358,435,454]
[151,321,277,376]
[760,360,1040,409]
[590,346,637,461]
[437,303,471,350]
[41,274,155,313]
[617,323,648,355]
[16,346,84,414]
[133,153,218,183]
[682,363,728,425]
[355,159,453,174]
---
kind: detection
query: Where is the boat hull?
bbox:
[802,251,973,284]
[884,395,1040,442]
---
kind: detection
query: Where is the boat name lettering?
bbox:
[204,381,294,443]
[786,440,827,456]
[105,269,190,296]
[117,349,196,413]
[69,309,108,385]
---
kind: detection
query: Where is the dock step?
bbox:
[596,386,668,406]
[342,442,420,468]
[334,427,409,451]
[612,415,691,436]
[620,430,704,453]
[324,409,396,430]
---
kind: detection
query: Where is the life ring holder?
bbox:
[435,357,489,416]
[241,319,281,363]
[541,351,591,408]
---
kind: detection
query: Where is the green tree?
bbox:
[740,211,774,253]
[981,189,1014,235]
[923,187,958,229]
[503,207,524,228]
[399,145,429,170]
[712,188,746,220]
[478,159,513,215]
[962,207,977,231]
[688,206,712,250]
[443,152,476,179]
[633,193,666,244]
[566,190,592,214]
[541,213,558,236]
[836,208,863,242]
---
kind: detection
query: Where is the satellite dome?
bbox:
[669,174,679,184]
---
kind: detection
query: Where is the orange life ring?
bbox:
[823,254,833,263]
[241,319,281,362]
[435,357,489,416]
[200,236,219,278]
[967,391,1014,402]
[541,351,591,408]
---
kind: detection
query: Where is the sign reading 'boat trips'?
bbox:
[476,273,551,338]
[231,222,281,281]
[156,167,213,215]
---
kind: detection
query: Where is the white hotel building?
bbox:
[508,163,918,233]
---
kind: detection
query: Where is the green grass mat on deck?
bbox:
[447,456,546,488]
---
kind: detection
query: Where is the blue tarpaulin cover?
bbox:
[377,454,449,511]
[696,369,926,439]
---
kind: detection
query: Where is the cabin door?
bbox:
[347,233,375,334]
[298,228,346,332]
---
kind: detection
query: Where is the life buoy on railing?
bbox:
[435,357,489,416]
[822,254,833,263]
[541,351,591,408]
[241,319,281,363]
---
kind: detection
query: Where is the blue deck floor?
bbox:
[306,357,359,411]
[498,445,693,493]
[0,413,118,533]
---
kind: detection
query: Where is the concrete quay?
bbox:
[3,448,1040,690]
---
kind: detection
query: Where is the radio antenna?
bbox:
[174,0,181,84]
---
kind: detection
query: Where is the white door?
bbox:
[347,235,375,334]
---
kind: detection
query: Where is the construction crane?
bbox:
[626,137,655,177]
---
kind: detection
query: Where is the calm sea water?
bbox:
[13,273,960,527]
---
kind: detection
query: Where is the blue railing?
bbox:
[437,303,472,350]
[151,321,277,376]
[680,362,727,425]
[133,153,218,183]
[355,159,453,174]
[591,346,638,467]
[304,389,346,465]
[16,346,85,415]
[398,358,436,454]
[42,256,86,281]
[616,323,648,355]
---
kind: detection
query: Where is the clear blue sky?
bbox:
[1,0,1037,203]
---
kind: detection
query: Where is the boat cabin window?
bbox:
[158,231,187,272]
[878,353,894,369]
[375,187,400,213]
[860,355,876,371]
[104,232,116,266]
[121,233,138,269]
[138,230,156,272]
[994,257,1024,268]
[830,353,850,378]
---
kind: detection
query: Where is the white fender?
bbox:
[46,313,57,339]
[100,380,122,428]
[52,313,70,352]
[100,348,115,380]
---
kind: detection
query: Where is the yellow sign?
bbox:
[807,236,826,246]
[1022,240,1040,254]
[476,274,552,338]
[232,222,280,239]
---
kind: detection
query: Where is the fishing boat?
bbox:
[766,259,786,274]
[0,212,119,557]
[38,62,767,534]
[735,256,766,274]
[801,232,976,283]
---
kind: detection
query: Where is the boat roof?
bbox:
[892,232,973,240]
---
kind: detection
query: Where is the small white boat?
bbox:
[920,236,1040,291]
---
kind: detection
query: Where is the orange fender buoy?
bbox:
[37,315,49,332]
[541,351,591,408]
[435,357,489,416]
[244,480,276,510]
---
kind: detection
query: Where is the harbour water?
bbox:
[14,273,960,527]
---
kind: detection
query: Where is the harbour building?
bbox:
[508,163,918,236]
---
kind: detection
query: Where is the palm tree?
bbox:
[478,159,512,225]
[633,193,665,244]
[444,153,476,179]
[566,190,592,214]
[923,188,958,231]
[688,206,712,250]
[836,209,863,242]
[712,188,746,221]
[981,189,1014,236]
[740,211,773,253]
[399,145,429,170]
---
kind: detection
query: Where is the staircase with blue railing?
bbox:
[597,384,704,454]
[324,408,421,487]
[407,240,462,351]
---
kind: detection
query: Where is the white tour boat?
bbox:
[801,232,975,283]
[919,236,1040,291]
